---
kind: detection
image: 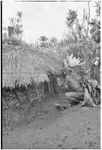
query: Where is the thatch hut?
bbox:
[2,42,64,107]
[3,42,63,88]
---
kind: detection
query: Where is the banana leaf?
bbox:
[84,88,95,107]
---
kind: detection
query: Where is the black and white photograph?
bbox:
[1,0,101,149]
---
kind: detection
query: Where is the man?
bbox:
[62,64,99,107]
[64,67,84,106]
[61,54,85,106]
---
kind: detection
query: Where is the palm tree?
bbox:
[66,10,77,28]
[39,36,48,49]
[49,37,58,48]
[66,10,79,41]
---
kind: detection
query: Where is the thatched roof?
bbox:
[3,43,63,88]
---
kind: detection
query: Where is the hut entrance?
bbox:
[42,72,58,95]
[43,81,49,94]
[47,71,58,95]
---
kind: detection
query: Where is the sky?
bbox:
[3,0,97,43]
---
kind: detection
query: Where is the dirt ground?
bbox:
[2,94,100,149]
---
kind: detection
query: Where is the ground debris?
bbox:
[54,103,68,110]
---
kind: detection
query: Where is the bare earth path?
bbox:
[3,96,100,149]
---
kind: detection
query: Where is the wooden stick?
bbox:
[2,96,9,109]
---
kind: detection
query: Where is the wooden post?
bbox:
[48,81,51,94]
[41,82,44,95]
[35,85,41,102]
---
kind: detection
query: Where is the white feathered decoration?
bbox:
[64,53,84,68]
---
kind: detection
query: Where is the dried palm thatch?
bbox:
[3,43,63,88]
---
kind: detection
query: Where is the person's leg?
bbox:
[65,92,84,105]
